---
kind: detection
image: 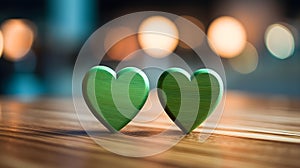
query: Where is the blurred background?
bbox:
[0,0,299,100]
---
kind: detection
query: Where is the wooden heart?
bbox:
[157,68,223,133]
[82,66,149,132]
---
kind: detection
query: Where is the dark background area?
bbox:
[0,0,299,99]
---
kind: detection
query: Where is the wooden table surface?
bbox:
[0,92,299,168]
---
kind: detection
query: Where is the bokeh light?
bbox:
[207,16,247,58]
[0,31,3,57]
[138,16,179,58]
[175,15,205,49]
[1,19,35,61]
[229,43,259,74]
[104,27,139,61]
[265,23,295,59]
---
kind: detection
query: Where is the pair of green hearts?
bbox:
[82,66,223,133]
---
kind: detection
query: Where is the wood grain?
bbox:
[0,92,299,168]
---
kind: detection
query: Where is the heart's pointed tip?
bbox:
[183,130,192,134]
[181,126,196,134]
[179,128,194,135]
[174,120,193,134]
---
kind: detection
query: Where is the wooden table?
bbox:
[0,92,299,168]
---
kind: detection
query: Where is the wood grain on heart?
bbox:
[157,68,223,133]
[82,66,149,132]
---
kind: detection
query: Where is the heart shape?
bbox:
[157,68,223,133]
[82,66,149,132]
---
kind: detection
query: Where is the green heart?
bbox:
[82,66,149,132]
[157,68,223,133]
